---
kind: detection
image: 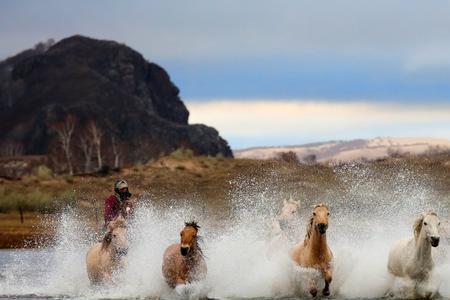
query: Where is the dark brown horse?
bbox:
[162,222,207,288]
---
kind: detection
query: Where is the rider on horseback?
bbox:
[104,179,132,227]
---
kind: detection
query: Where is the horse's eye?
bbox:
[327,213,330,216]
[113,234,117,238]
[438,222,441,226]
[313,212,316,216]
[424,222,428,226]
[291,211,295,214]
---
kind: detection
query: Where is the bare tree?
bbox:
[88,121,103,169]
[0,140,24,157]
[79,133,93,173]
[52,115,76,175]
[111,134,121,169]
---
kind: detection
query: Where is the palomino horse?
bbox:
[290,203,333,297]
[387,212,441,282]
[162,222,207,288]
[267,198,301,257]
[86,216,129,284]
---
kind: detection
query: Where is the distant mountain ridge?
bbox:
[0,35,232,172]
[235,137,450,162]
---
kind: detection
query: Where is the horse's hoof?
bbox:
[310,288,318,297]
[322,289,330,297]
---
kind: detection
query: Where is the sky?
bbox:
[1,1,450,149]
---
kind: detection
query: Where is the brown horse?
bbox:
[86,216,129,284]
[162,222,207,288]
[290,203,333,297]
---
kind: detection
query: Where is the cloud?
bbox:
[186,99,450,149]
[2,0,450,63]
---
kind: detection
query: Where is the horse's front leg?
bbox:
[321,267,332,296]
[308,278,318,297]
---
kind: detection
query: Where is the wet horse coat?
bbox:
[86,217,129,284]
[162,222,207,288]
[290,203,333,297]
[388,212,441,281]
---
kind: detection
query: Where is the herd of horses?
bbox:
[84,198,449,298]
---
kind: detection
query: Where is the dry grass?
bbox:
[1,152,450,248]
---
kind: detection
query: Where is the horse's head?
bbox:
[180,221,200,256]
[104,216,129,256]
[120,199,135,219]
[310,203,330,235]
[414,212,440,247]
[279,198,301,221]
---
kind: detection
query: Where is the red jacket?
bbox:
[104,194,122,226]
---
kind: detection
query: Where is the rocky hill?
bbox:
[0,35,232,173]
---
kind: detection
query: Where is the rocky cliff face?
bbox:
[0,35,232,171]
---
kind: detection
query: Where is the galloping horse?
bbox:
[86,216,129,284]
[162,222,207,288]
[290,203,333,297]
[267,198,301,257]
[271,198,301,240]
[387,212,441,282]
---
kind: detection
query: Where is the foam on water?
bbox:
[0,163,449,299]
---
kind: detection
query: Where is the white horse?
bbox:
[267,198,301,257]
[387,212,441,283]
[86,216,129,285]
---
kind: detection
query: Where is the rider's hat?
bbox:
[114,179,128,191]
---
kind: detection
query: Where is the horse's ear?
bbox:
[413,214,424,241]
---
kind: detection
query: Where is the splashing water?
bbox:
[0,164,449,299]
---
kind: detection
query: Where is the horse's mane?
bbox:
[109,216,126,229]
[184,221,205,258]
[304,203,329,244]
[304,215,314,243]
[413,211,437,241]
[102,217,127,250]
[185,221,200,232]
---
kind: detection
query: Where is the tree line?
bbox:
[0,114,126,176]
[50,114,124,175]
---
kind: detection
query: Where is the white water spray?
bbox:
[0,164,449,299]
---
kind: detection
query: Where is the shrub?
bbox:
[0,188,76,213]
[170,148,194,159]
[63,175,74,184]
[34,165,53,180]
[175,165,186,171]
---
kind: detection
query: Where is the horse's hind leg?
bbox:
[322,269,332,296]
